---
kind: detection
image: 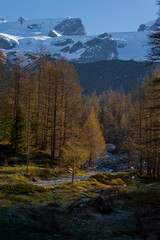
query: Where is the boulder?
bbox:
[106,144,116,153]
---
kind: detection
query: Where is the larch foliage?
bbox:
[83,108,106,166]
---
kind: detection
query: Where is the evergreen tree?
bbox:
[10,107,26,155]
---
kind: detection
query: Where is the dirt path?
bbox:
[33,170,103,186]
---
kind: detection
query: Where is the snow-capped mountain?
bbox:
[0,16,157,64]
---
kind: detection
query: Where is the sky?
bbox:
[0,0,158,35]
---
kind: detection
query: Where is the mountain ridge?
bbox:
[0,16,158,63]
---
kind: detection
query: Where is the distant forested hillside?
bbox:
[74,60,158,94]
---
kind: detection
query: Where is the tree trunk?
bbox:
[72,162,75,184]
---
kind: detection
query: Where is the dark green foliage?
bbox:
[73,60,158,95]
[0,183,48,195]
[10,107,26,155]
[0,102,12,142]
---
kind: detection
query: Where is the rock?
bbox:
[106,144,116,153]
[54,38,74,46]
[0,18,7,23]
[138,24,147,31]
[32,178,37,182]
[149,17,160,31]
[138,17,160,32]
[27,24,41,31]
[97,203,113,215]
[48,30,61,38]
[95,194,104,205]
[75,37,118,63]
[89,194,115,215]
[69,41,84,53]
[55,18,87,36]
[116,41,127,48]
[98,32,111,38]
[18,16,27,25]
[60,46,70,53]
[0,38,17,49]
[85,37,103,47]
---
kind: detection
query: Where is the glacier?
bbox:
[0,16,155,63]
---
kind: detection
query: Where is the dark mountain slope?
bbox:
[73,60,158,95]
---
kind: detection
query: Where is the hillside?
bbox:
[74,60,158,95]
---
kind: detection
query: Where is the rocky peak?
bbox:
[18,16,27,25]
[54,18,87,36]
[138,24,147,32]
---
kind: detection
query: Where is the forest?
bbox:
[0,32,160,239]
[0,51,159,178]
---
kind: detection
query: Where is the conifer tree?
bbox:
[10,107,26,155]
[83,108,106,167]
[62,127,89,183]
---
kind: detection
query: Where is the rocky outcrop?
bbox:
[27,24,41,31]
[98,32,111,38]
[138,18,160,32]
[149,17,160,31]
[0,38,17,49]
[115,40,127,48]
[48,30,60,38]
[138,24,147,31]
[54,38,74,46]
[18,16,27,25]
[76,37,118,63]
[60,46,70,53]
[55,18,87,35]
[69,41,83,53]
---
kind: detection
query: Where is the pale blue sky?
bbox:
[1,0,158,35]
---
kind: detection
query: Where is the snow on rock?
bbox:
[137,19,157,31]
[48,30,61,38]
[111,31,149,61]
[0,17,156,63]
[0,18,7,23]
[0,33,19,49]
